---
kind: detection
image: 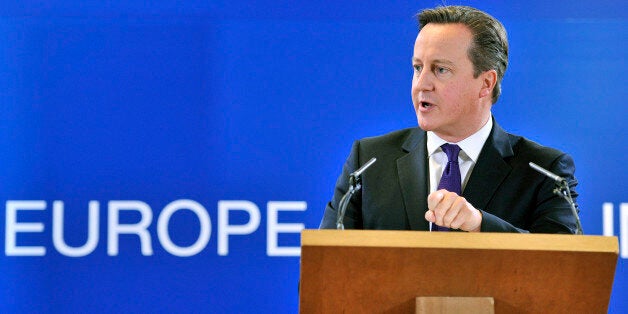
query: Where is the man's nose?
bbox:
[413,69,434,91]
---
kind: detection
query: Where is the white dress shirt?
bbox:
[426,115,493,194]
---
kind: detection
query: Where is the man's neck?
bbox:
[434,112,492,143]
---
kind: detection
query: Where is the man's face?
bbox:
[411,23,491,142]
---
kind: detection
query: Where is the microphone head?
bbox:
[529,162,564,183]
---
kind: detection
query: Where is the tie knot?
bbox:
[441,144,461,162]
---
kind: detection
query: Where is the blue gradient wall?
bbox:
[1,1,626,312]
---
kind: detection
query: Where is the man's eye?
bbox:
[413,65,422,73]
[436,67,449,74]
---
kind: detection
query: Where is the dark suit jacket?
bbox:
[320,120,579,233]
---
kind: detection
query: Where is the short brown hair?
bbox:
[417,6,508,104]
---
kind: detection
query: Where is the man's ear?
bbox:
[479,69,497,99]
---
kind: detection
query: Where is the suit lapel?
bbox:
[397,129,430,231]
[463,121,514,210]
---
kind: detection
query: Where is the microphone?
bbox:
[348,157,377,186]
[336,157,377,230]
[529,162,564,183]
[528,162,583,234]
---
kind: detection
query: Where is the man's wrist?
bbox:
[470,208,483,232]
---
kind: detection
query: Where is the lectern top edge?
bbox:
[301,229,618,254]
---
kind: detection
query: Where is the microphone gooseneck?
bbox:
[529,162,583,235]
[336,157,377,230]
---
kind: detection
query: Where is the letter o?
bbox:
[157,199,211,257]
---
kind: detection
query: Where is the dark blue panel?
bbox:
[0,1,626,313]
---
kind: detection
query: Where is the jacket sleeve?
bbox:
[480,153,580,234]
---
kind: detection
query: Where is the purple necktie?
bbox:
[431,143,462,231]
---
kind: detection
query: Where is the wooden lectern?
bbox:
[299,230,618,313]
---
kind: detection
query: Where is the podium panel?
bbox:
[299,230,618,313]
[415,296,494,314]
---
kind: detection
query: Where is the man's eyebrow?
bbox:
[433,59,455,67]
[411,57,455,67]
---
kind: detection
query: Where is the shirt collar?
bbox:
[426,114,493,163]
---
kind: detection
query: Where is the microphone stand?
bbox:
[529,162,583,235]
[336,158,376,230]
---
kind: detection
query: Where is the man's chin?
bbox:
[417,118,435,132]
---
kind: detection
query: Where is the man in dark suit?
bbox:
[320,6,580,233]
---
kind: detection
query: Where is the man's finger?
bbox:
[447,198,468,229]
[432,191,457,226]
[427,191,444,210]
[425,210,435,222]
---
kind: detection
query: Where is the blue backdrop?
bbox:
[1,1,626,312]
